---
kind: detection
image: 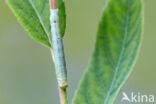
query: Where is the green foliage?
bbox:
[7,0,143,103]
[7,0,66,47]
[72,0,143,104]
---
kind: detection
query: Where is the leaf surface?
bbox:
[73,0,143,104]
[7,0,66,47]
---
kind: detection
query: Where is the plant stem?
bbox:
[49,0,68,104]
[59,87,68,104]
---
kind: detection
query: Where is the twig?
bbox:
[49,0,68,104]
[59,87,68,104]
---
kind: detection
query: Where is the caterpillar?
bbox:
[50,0,68,88]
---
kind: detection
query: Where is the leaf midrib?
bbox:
[28,0,51,46]
[103,1,130,104]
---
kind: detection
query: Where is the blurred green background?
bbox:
[0,0,156,104]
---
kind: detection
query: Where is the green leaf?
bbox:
[72,0,143,104]
[7,0,66,47]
